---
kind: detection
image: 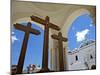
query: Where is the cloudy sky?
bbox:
[12,22,44,70]
[12,32,18,43]
[68,14,96,50]
[76,29,89,42]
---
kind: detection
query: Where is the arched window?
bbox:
[68,14,96,51]
[12,22,44,70]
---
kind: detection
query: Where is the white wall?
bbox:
[68,42,96,70]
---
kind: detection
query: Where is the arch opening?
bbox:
[11,22,44,71]
[11,17,54,72]
[67,13,96,51]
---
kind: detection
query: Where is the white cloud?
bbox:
[12,36,18,43]
[12,32,18,43]
[76,29,89,42]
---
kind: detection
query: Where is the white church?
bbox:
[67,40,96,70]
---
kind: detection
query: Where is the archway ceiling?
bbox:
[12,1,95,29]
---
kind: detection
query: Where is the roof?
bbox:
[68,40,95,54]
[79,40,95,48]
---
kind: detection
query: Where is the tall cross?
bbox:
[31,15,60,72]
[51,32,68,71]
[13,22,40,74]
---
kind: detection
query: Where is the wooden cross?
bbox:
[51,32,68,71]
[30,15,60,72]
[13,22,40,74]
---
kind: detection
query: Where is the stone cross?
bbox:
[14,22,40,74]
[51,32,68,71]
[31,15,60,72]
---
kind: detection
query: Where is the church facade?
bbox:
[67,40,96,70]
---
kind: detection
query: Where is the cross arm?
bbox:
[30,15,46,25]
[30,15,60,31]
[49,23,60,31]
[51,34,68,42]
[27,22,40,35]
[14,23,27,31]
[62,38,68,42]
[29,28,40,35]
[14,23,40,35]
[51,34,59,40]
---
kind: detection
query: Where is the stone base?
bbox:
[37,68,54,73]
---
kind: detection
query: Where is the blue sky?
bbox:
[68,14,96,51]
[12,14,96,70]
[12,22,44,70]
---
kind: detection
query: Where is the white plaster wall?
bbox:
[67,42,96,70]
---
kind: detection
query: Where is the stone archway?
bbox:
[60,8,92,70]
[12,17,44,30]
[61,8,90,37]
[12,16,54,72]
